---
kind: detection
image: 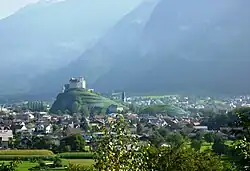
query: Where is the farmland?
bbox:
[2,159,94,171]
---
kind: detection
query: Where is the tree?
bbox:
[60,134,85,152]
[194,131,205,141]
[166,132,184,146]
[148,130,165,147]
[92,115,231,171]
[191,139,202,151]
[136,121,143,135]
[72,102,79,114]
[229,107,250,170]
[53,156,62,167]
[204,132,215,144]
[80,105,90,117]
[212,137,227,155]
[80,117,90,132]
[143,145,228,171]
[94,115,147,171]
[158,127,170,138]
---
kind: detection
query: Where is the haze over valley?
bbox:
[1,0,250,99]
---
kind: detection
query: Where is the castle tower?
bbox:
[122,92,126,102]
[79,77,86,89]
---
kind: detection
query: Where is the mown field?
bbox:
[187,140,234,152]
[0,150,94,171]
[2,159,94,171]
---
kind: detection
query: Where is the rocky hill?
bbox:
[50,89,123,115]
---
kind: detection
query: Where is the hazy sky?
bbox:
[0,0,39,19]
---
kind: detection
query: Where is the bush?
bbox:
[53,156,63,167]
[59,152,93,159]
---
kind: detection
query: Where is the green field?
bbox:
[2,159,94,171]
[188,140,234,152]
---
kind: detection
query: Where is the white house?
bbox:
[45,124,53,134]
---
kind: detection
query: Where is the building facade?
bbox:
[63,77,87,92]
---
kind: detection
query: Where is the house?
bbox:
[0,129,13,149]
[15,125,28,133]
[65,127,82,136]
[193,126,208,131]
[45,124,53,134]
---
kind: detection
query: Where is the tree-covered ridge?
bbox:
[50,89,123,115]
[140,104,188,116]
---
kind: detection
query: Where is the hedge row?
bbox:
[0,155,55,161]
[58,152,93,159]
[0,150,54,156]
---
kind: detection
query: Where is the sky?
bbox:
[0,0,39,19]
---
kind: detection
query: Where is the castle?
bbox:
[62,77,87,92]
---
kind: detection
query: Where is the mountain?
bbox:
[34,0,250,97]
[29,0,159,97]
[0,0,143,94]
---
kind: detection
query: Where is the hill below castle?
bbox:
[50,89,123,115]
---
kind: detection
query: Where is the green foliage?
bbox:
[191,139,203,151]
[148,130,165,147]
[66,163,95,171]
[228,107,250,170]
[204,132,215,143]
[232,138,250,170]
[143,145,227,171]
[53,156,62,167]
[166,132,184,146]
[90,115,231,171]
[59,152,93,159]
[212,137,228,155]
[0,160,22,171]
[60,134,86,152]
[136,121,143,135]
[31,136,55,149]
[94,115,147,171]
[158,127,170,138]
[140,104,187,116]
[80,117,90,132]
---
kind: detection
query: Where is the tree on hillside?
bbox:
[80,105,90,117]
[71,101,79,114]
